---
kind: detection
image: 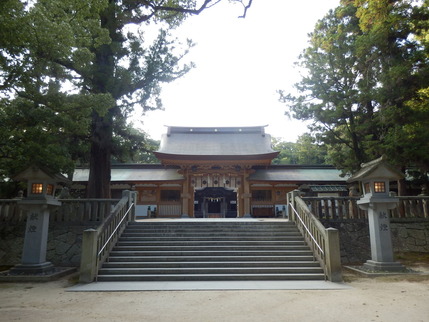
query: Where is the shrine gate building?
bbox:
[73,126,347,218]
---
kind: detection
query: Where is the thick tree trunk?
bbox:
[86,1,117,198]
[86,112,113,198]
[396,167,407,218]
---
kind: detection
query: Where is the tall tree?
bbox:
[280,3,379,173]
[354,0,429,183]
[281,0,429,180]
[0,0,253,198]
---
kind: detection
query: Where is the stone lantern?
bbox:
[347,156,406,272]
[9,166,69,275]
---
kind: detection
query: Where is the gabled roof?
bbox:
[72,164,347,185]
[14,165,70,183]
[73,164,184,182]
[154,126,279,164]
[249,165,346,183]
[347,156,404,182]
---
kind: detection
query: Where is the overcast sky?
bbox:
[134,0,340,142]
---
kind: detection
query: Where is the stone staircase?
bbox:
[97,221,325,281]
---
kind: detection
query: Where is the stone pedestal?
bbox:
[9,199,60,275]
[359,201,406,272]
[347,156,406,272]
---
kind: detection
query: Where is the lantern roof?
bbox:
[13,165,70,183]
[347,156,404,183]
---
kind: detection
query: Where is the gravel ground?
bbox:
[0,268,428,322]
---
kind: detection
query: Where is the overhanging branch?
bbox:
[237,0,253,18]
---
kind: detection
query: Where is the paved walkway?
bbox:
[68,280,351,292]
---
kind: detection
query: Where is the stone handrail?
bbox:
[301,196,429,220]
[79,190,137,283]
[288,191,342,282]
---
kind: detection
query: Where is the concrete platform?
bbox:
[67,280,351,292]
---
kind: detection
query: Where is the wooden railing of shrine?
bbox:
[79,190,137,283]
[0,199,25,222]
[287,190,342,282]
[301,196,429,220]
[0,198,120,223]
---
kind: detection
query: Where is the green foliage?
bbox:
[272,134,327,165]
[281,0,429,179]
[1,0,252,197]
[0,0,198,196]
[112,122,160,164]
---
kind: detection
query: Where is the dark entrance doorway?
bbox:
[194,187,237,218]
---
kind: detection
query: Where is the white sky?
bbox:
[135,0,340,142]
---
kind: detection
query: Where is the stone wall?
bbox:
[0,222,26,266]
[2,218,428,267]
[321,220,371,264]
[322,218,429,264]
[391,219,429,253]
[0,221,95,267]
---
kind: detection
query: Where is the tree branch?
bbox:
[237,0,253,18]
[150,0,219,16]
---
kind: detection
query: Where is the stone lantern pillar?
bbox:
[347,156,406,272]
[9,166,69,275]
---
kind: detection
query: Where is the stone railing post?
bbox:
[79,228,98,283]
[129,191,137,221]
[287,190,300,222]
[121,190,136,221]
[325,227,342,282]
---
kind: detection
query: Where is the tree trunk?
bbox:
[396,167,407,218]
[86,1,117,198]
[86,111,113,198]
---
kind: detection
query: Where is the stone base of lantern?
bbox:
[363,260,407,272]
[9,261,55,275]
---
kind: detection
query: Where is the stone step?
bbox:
[125,225,297,229]
[116,240,306,246]
[126,226,296,233]
[128,222,295,227]
[96,273,326,282]
[98,267,324,275]
[106,255,316,262]
[97,221,323,282]
[118,236,305,242]
[111,245,311,252]
[126,222,296,227]
[102,261,321,268]
[108,250,314,257]
[121,232,302,238]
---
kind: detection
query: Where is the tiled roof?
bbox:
[309,185,348,192]
[73,165,183,182]
[155,126,278,157]
[249,166,346,183]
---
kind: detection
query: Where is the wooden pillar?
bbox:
[181,168,191,217]
[243,169,251,217]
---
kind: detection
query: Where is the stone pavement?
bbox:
[68,280,351,292]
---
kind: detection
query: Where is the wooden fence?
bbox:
[0,199,25,222]
[0,199,120,223]
[301,196,429,220]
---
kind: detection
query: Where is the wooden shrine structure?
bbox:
[73,126,347,218]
